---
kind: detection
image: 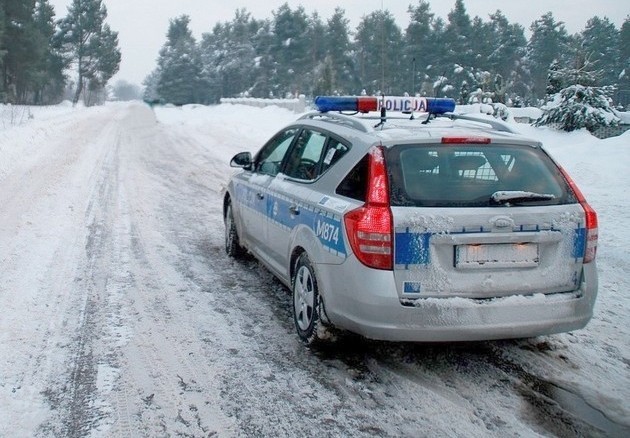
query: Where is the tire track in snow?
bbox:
[0,104,127,437]
[88,104,238,436]
[54,116,124,437]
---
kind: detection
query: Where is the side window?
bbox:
[321,138,350,173]
[284,129,328,180]
[336,155,368,201]
[254,128,299,176]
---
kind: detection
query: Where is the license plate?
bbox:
[455,243,539,269]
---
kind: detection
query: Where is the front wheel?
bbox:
[225,200,244,258]
[292,253,334,346]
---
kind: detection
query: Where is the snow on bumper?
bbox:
[319,261,597,342]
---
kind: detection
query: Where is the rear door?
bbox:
[266,129,351,276]
[386,142,587,299]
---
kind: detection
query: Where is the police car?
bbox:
[224,95,598,345]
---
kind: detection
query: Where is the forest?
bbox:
[1,0,628,107]
[145,0,629,108]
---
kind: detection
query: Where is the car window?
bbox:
[336,155,368,201]
[254,128,299,176]
[387,144,572,207]
[283,129,327,180]
[321,137,350,173]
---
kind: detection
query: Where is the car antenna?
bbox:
[410,58,416,120]
[374,94,387,129]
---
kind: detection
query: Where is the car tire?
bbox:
[225,200,244,258]
[292,253,334,346]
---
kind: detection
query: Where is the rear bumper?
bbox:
[318,260,598,342]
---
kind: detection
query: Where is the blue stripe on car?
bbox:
[573,227,586,259]
[395,229,431,266]
[395,226,587,267]
[235,182,346,256]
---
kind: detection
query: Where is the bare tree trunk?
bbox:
[73,73,83,106]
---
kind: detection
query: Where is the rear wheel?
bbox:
[225,200,244,258]
[292,253,334,346]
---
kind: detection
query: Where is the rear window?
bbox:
[386,144,575,207]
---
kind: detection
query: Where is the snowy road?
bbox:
[1,102,628,437]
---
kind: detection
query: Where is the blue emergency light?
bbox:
[426,98,456,114]
[314,96,378,113]
[314,96,456,115]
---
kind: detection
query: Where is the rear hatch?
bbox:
[386,141,588,299]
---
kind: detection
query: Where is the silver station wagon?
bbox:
[224,96,598,346]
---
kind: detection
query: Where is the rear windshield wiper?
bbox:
[490,190,556,206]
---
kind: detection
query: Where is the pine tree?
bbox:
[142,68,160,103]
[486,10,527,100]
[546,60,563,96]
[313,55,335,96]
[199,9,261,101]
[470,16,494,68]
[199,23,227,101]
[0,2,7,100]
[421,17,447,96]
[405,1,447,96]
[354,10,404,95]
[324,8,358,94]
[301,12,326,96]
[86,23,120,104]
[443,0,474,68]
[526,12,571,101]
[57,0,121,105]
[535,58,619,132]
[14,0,67,104]
[535,85,619,132]
[580,16,620,87]
[270,4,310,97]
[249,19,274,98]
[157,15,206,105]
[435,0,476,100]
[1,0,39,102]
[0,0,67,104]
[619,17,630,102]
[620,17,630,79]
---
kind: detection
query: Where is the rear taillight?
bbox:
[582,203,598,263]
[559,166,598,263]
[344,146,393,270]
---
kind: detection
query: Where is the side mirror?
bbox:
[230,152,253,169]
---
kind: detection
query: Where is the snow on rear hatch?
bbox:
[392,206,587,299]
[384,141,587,300]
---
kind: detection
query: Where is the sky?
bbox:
[48,0,629,86]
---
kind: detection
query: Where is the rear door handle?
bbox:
[256,193,264,200]
[289,205,300,216]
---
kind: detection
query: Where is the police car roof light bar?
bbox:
[314,95,456,116]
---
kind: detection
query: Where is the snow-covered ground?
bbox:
[0,101,628,436]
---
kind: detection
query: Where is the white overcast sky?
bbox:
[48,0,629,85]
